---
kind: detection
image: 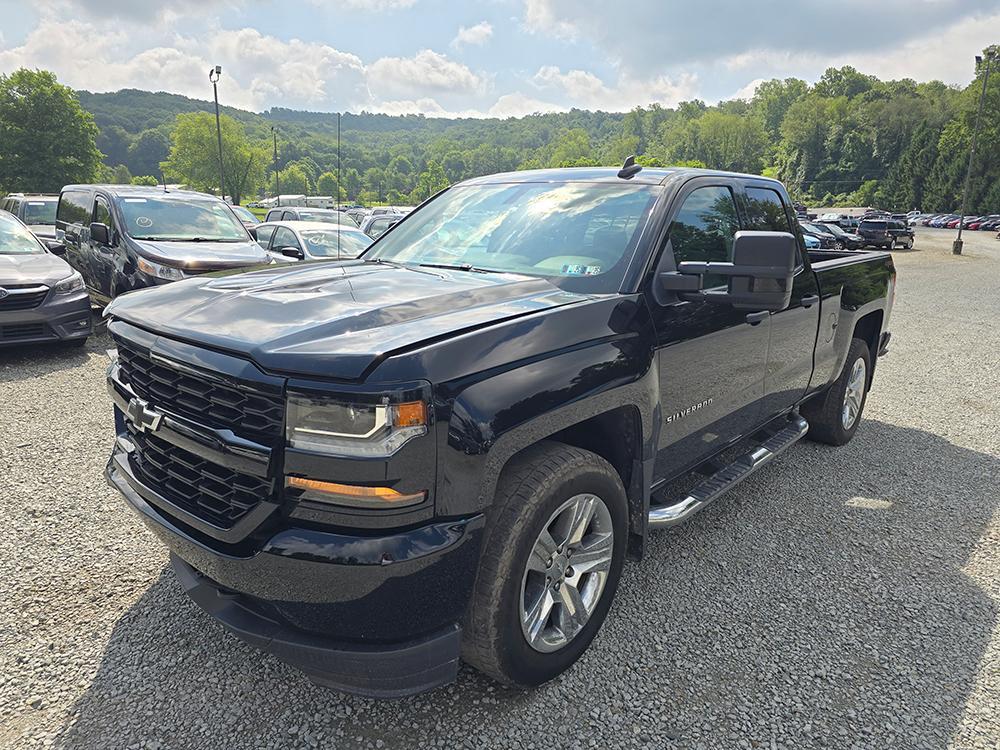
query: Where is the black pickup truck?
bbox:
[103,166,895,697]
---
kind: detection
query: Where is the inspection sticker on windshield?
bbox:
[561,264,601,276]
[135,216,153,228]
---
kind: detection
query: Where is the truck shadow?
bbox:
[50,419,997,749]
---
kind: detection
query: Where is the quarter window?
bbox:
[668,185,739,288]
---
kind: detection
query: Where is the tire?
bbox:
[802,337,872,446]
[462,441,628,688]
[887,238,897,251]
[834,240,844,250]
[64,337,89,348]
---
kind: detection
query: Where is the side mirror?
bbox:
[659,231,797,311]
[280,246,305,260]
[90,222,110,246]
[45,240,66,255]
[246,226,258,240]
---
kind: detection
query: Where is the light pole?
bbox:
[208,65,226,202]
[954,48,996,255]
[271,126,280,199]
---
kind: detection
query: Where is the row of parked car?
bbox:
[0,185,412,349]
[909,213,1000,231]
[798,214,914,252]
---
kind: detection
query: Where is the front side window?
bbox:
[668,185,739,288]
[255,225,276,249]
[745,187,792,233]
[365,182,660,293]
[57,191,91,226]
[0,213,44,255]
[116,196,249,242]
[94,197,113,228]
[271,226,301,250]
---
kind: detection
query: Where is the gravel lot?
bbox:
[1,228,998,750]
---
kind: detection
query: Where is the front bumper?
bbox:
[0,290,91,346]
[105,445,484,697]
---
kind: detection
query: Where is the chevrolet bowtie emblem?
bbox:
[126,397,164,433]
[0,288,9,300]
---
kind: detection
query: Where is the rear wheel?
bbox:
[887,238,897,251]
[803,337,872,446]
[462,442,627,687]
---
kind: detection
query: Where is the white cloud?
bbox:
[731,78,766,101]
[451,22,493,50]
[487,92,564,118]
[368,49,485,99]
[532,66,699,110]
[334,0,416,8]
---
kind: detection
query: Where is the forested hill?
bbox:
[75,57,1000,212]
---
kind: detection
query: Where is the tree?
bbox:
[127,129,170,178]
[161,112,265,204]
[316,171,344,199]
[409,160,449,203]
[112,164,133,184]
[131,175,159,186]
[277,163,311,194]
[0,68,102,192]
[98,125,132,166]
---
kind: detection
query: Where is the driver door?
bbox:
[649,179,770,483]
[270,226,304,259]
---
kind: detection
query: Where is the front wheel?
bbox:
[803,337,872,446]
[462,442,628,687]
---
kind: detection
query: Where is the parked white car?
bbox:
[254,221,373,261]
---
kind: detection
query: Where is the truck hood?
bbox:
[132,238,269,269]
[106,260,588,380]
[0,252,73,286]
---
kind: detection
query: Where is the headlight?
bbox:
[286,394,428,458]
[53,270,85,295]
[137,257,185,281]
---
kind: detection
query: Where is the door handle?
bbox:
[801,295,820,308]
[745,311,769,326]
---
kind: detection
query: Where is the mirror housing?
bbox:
[659,231,797,311]
[246,225,258,240]
[45,239,66,255]
[280,246,305,260]
[90,222,110,246]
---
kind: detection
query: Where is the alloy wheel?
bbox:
[519,493,614,653]
[841,357,867,430]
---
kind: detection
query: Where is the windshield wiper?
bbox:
[416,262,502,274]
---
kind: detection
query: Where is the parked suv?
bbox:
[55,186,273,305]
[857,218,911,250]
[0,211,91,347]
[104,166,896,697]
[1,194,60,243]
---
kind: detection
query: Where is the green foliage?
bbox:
[70,50,1000,212]
[131,175,159,186]
[315,171,345,199]
[162,112,265,205]
[0,68,102,192]
[112,164,132,184]
[128,129,170,178]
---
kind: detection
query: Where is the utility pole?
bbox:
[954,48,996,255]
[337,112,342,258]
[271,126,280,199]
[209,66,226,202]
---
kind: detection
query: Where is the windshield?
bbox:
[231,205,259,223]
[0,215,45,255]
[297,209,358,226]
[301,230,372,258]
[23,200,57,225]
[822,223,847,237]
[117,196,250,241]
[365,182,660,293]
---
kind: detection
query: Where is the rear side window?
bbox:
[744,187,793,233]
[57,191,91,226]
[860,221,887,231]
[255,225,276,248]
[668,185,739,288]
[265,210,280,222]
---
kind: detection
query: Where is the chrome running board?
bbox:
[648,415,809,528]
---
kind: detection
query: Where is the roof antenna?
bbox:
[618,155,642,179]
[159,168,169,193]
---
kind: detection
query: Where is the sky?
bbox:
[0,0,997,118]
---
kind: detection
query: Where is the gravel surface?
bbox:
[1,228,998,750]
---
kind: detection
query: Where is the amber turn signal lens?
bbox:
[286,476,425,507]
[394,400,427,428]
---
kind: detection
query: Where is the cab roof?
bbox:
[61,185,218,200]
[457,166,785,188]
